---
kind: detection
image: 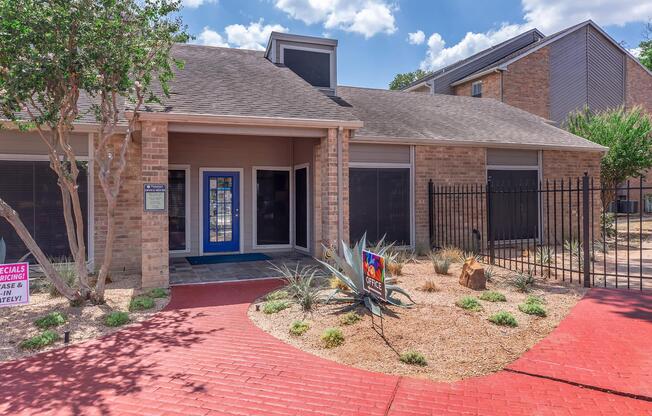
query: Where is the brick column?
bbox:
[141,121,169,288]
[313,128,348,258]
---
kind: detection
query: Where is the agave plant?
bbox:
[269,263,325,311]
[317,234,414,314]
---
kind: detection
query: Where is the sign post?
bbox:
[362,250,385,336]
[0,262,29,308]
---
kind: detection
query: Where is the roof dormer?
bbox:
[265,32,338,96]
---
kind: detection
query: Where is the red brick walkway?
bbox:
[0,281,650,416]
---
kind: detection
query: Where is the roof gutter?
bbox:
[126,111,363,130]
[353,135,608,153]
[0,121,128,134]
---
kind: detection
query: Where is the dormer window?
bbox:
[471,81,483,98]
[266,32,337,95]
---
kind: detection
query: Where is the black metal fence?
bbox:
[428,174,652,290]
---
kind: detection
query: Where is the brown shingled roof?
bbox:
[337,86,606,151]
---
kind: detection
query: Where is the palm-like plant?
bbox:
[269,263,325,311]
[317,234,414,314]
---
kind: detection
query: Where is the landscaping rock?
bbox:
[459,258,486,290]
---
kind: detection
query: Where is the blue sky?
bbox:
[179,0,652,89]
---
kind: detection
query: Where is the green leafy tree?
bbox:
[389,69,429,90]
[0,0,189,302]
[638,21,652,71]
[565,106,652,207]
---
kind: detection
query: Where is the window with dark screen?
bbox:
[349,168,410,245]
[256,169,290,246]
[283,48,331,88]
[0,160,88,262]
[168,169,187,251]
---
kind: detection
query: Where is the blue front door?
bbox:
[203,171,240,253]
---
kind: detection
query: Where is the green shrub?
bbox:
[340,311,361,325]
[479,291,506,302]
[289,320,310,336]
[270,264,324,311]
[129,296,155,311]
[511,271,535,292]
[265,289,289,301]
[488,311,518,327]
[34,312,67,329]
[399,351,428,366]
[19,330,59,350]
[484,266,496,281]
[104,311,130,327]
[518,302,547,317]
[456,296,482,311]
[262,300,290,314]
[47,257,77,297]
[525,295,544,305]
[321,328,344,348]
[148,288,168,298]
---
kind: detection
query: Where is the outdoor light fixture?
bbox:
[64,331,70,344]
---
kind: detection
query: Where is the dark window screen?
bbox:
[283,48,331,88]
[488,169,539,240]
[168,169,186,251]
[349,168,410,245]
[0,160,88,262]
[256,170,290,245]
[294,167,308,248]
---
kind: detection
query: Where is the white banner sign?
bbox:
[0,262,29,307]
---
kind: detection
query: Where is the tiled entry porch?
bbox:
[169,252,323,285]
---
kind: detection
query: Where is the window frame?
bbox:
[168,164,191,255]
[0,133,94,268]
[279,44,336,92]
[471,81,483,98]
[293,163,310,253]
[252,166,293,250]
[348,148,415,248]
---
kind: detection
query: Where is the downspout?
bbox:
[337,126,343,251]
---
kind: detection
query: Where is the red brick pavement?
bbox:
[0,280,650,416]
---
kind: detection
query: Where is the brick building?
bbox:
[0,32,604,288]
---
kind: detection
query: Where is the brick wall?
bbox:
[453,71,501,100]
[625,57,652,114]
[93,133,142,273]
[140,121,169,288]
[414,145,487,250]
[313,128,349,258]
[502,47,550,119]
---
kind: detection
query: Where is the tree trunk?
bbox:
[59,181,91,298]
[94,198,116,302]
[0,198,80,301]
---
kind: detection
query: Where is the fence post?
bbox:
[485,179,495,265]
[582,172,591,288]
[428,179,434,249]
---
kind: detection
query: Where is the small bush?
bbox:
[329,276,350,291]
[535,246,553,266]
[518,302,547,317]
[270,263,324,311]
[400,351,428,366]
[48,257,77,297]
[265,289,289,301]
[456,251,481,264]
[484,266,496,281]
[340,311,361,325]
[430,253,452,274]
[104,311,130,327]
[436,246,463,263]
[262,300,290,314]
[289,320,310,336]
[511,271,535,292]
[148,288,168,298]
[479,291,506,302]
[34,312,67,329]
[488,311,518,327]
[456,296,482,311]
[525,295,544,305]
[419,280,439,292]
[387,261,404,277]
[321,328,344,348]
[129,296,155,311]
[19,330,59,350]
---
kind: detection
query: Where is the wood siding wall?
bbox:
[587,26,625,113]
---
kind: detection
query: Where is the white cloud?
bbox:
[420,0,652,71]
[197,20,289,51]
[629,47,642,57]
[198,27,229,47]
[182,0,216,9]
[408,30,425,45]
[274,0,397,38]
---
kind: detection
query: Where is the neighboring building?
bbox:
[0,31,605,289]
[404,20,652,124]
